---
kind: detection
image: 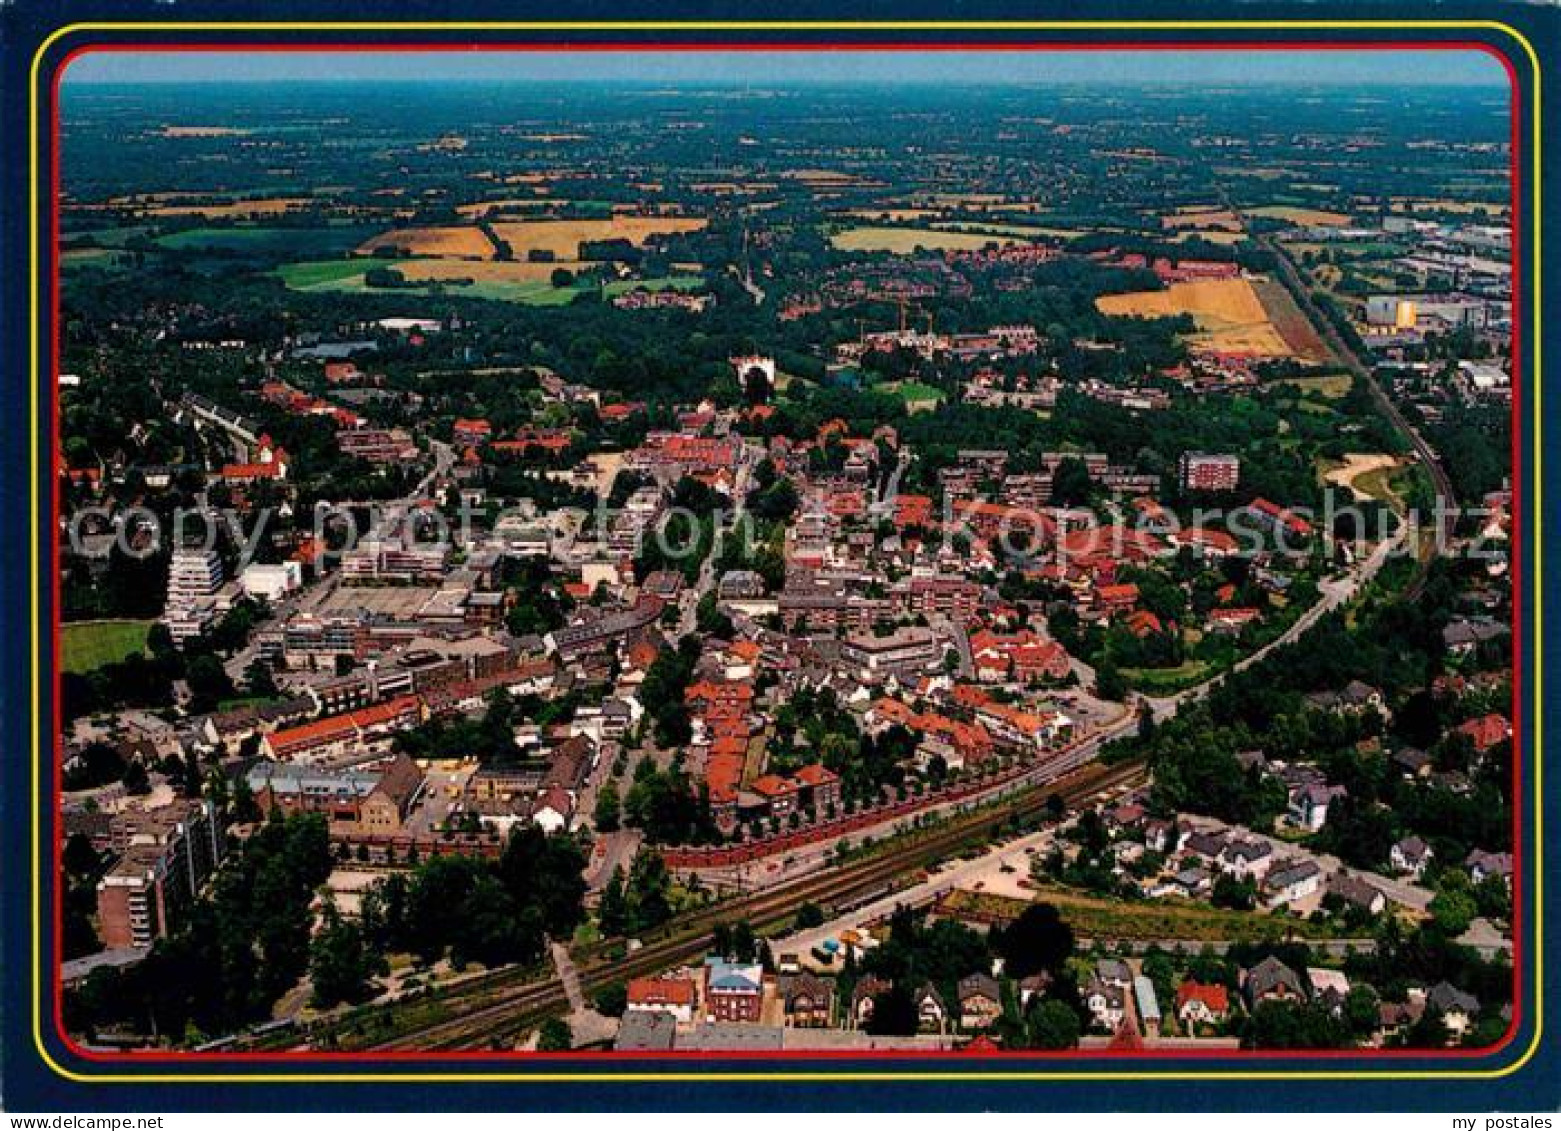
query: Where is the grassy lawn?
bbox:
[1272,372,1351,398]
[277,258,377,289]
[601,275,704,296]
[1121,660,1211,693]
[886,380,946,405]
[62,619,152,675]
[1352,465,1413,512]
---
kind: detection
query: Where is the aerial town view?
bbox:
[53,50,1516,1059]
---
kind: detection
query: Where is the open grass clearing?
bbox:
[62,619,152,674]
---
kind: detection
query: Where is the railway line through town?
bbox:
[295,754,1147,1053]
[1256,234,1457,602]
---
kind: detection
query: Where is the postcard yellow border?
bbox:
[28,18,1544,1085]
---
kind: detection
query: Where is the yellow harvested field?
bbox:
[831,225,1033,253]
[1320,453,1407,505]
[488,217,706,259]
[1162,207,1243,232]
[1246,205,1353,227]
[1172,230,1246,246]
[357,226,499,260]
[844,208,942,222]
[1095,278,1293,357]
[137,197,313,219]
[1390,197,1508,217]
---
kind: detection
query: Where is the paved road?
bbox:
[222,440,451,685]
[693,706,1138,892]
[776,820,1073,966]
[1256,234,1456,598]
[549,942,615,1048]
[1179,813,1434,912]
[1143,528,1404,722]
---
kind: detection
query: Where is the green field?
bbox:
[885,380,946,405]
[1273,372,1352,398]
[60,226,154,248]
[1121,659,1212,693]
[157,225,377,255]
[278,259,585,305]
[62,248,127,271]
[601,275,705,296]
[62,619,152,675]
[277,258,375,289]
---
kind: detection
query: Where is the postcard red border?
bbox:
[42,37,1530,1070]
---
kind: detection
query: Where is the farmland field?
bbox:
[356,225,498,260]
[1251,278,1333,363]
[829,225,1034,253]
[601,276,705,296]
[488,216,707,260]
[154,225,378,254]
[935,220,1087,240]
[1161,207,1243,232]
[136,197,316,220]
[1095,277,1294,357]
[276,259,379,290]
[62,619,152,675]
[62,248,126,270]
[278,258,584,305]
[1246,205,1353,227]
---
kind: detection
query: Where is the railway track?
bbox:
[343,756,1147,1052]
[1258,236,1456,601]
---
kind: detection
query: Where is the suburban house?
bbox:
[850,976,891,1029]
[1427,982,1481,1040]
[1096,958,1133,988]
[914,983,948,1034]
[1084,978,1127,1030]
[1390,835,1433,879]
[1264,858,1324,907]
[1243,956,1307,1009]
[782,973,835,1029]
[1327,873,1389,917]
[957,973,1003,1031]
[1465,848,1514,888]
[1176,981,1230,1027]
[1288,781,1347,831]
[1220,838,1274,882]
[626,976,697,1024]
[1308,968,1352,1015]
[704,961,764,1023]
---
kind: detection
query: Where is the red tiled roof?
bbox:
[1176,981,1230,1015]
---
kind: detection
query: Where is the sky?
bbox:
[62,48,1509,88]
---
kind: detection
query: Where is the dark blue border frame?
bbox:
[1,0,1553,1111]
